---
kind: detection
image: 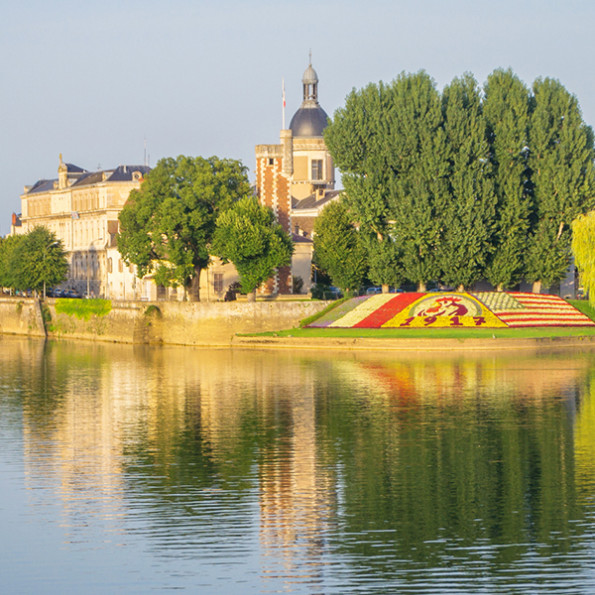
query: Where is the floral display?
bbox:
[382,293,506,328]
[307,292,594,329]
[475,292,595,327]
[307,295,368,327]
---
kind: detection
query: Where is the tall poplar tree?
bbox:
[439,74,496,290]
[526,78,595,292]
[325,83,400,290]
[386,72,449,291]
[483,69,531,290]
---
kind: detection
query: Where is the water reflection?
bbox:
[1,337,595,592]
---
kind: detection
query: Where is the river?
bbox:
[1,336,595,593]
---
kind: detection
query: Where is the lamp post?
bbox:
[43,240,59,300]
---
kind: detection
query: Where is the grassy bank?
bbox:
[254,326,595,339]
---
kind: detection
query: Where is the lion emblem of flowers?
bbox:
[412,294,483,318]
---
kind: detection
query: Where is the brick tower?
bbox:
[255,59,336,295]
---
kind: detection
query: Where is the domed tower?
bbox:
[254,58,337,295]
[289,62,329,138]
[287,60,335,200]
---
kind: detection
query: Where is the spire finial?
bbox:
[309,49,312,65]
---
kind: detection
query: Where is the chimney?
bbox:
[280,129,293,176]
[58,153,68,189]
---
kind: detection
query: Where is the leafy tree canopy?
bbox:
[118,155,251,301]
[326,71,448,291]
[313,200,367,294]
[438,73,496,290]
[526,78,595,291]
[483,69,531,290]
[0,234,25,291]
[211,196,293,298]
[325,69,595,294]
[572,212,595,305]
[12,227,68,295]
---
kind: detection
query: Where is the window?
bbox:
[108,258,113,273]
[214,273,224,294]
[311,159,323,181]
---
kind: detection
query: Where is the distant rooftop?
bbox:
[25,163,151,195]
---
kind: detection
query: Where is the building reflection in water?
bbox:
[4,337,595,589]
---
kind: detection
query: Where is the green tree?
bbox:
[117,155,251,301]
[325,72,448,291]
[313,200,367,294]
[12,227,68,297]
[483,69,532,290]
[571,211,595,304]
[0,234,25,293]
[363,231,403,291]
[386,72,449,291]
[439,73,496,290]
[211,196,293,300]
[526,78,595,293]
[325,83,398,291]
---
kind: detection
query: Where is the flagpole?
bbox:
[282,78,286,130]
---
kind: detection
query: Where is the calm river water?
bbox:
[1,336,595,594]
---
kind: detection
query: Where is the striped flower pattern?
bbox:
[482,292,595,327]
[307,292,594,328]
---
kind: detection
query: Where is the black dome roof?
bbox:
[289,105,329,138]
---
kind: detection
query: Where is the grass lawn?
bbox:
[254,326,595,339]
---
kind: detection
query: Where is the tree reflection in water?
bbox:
[1,337,595,593]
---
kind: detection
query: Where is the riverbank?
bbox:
[0,296,330,347]
[2,296,595,352]
[232,333,595,352]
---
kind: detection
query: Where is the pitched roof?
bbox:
[108,165,151,181]
[71,171,105,187]
[292,232,313,244]
[292,189,341,212]
[25,164,151,194]
[26,179,56,194]
[64,163,87,173]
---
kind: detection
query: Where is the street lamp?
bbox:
[43,240,59,300]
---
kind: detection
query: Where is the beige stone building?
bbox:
[18,156,151,299]
[15,60,340,302]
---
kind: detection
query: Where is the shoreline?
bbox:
[231,334,595,352]
[2,328,595,353]
[2,331,595,354]
[2,296,595,352]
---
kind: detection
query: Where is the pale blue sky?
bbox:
[1,0,594,234]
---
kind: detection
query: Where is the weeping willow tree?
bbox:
[571,211,595,304]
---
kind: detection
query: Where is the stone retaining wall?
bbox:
[0,298,328,346]
[0,297,46,337]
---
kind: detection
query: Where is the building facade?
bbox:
[255,60,340,295]
[18,156,151,299]
[15,61,340,301]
